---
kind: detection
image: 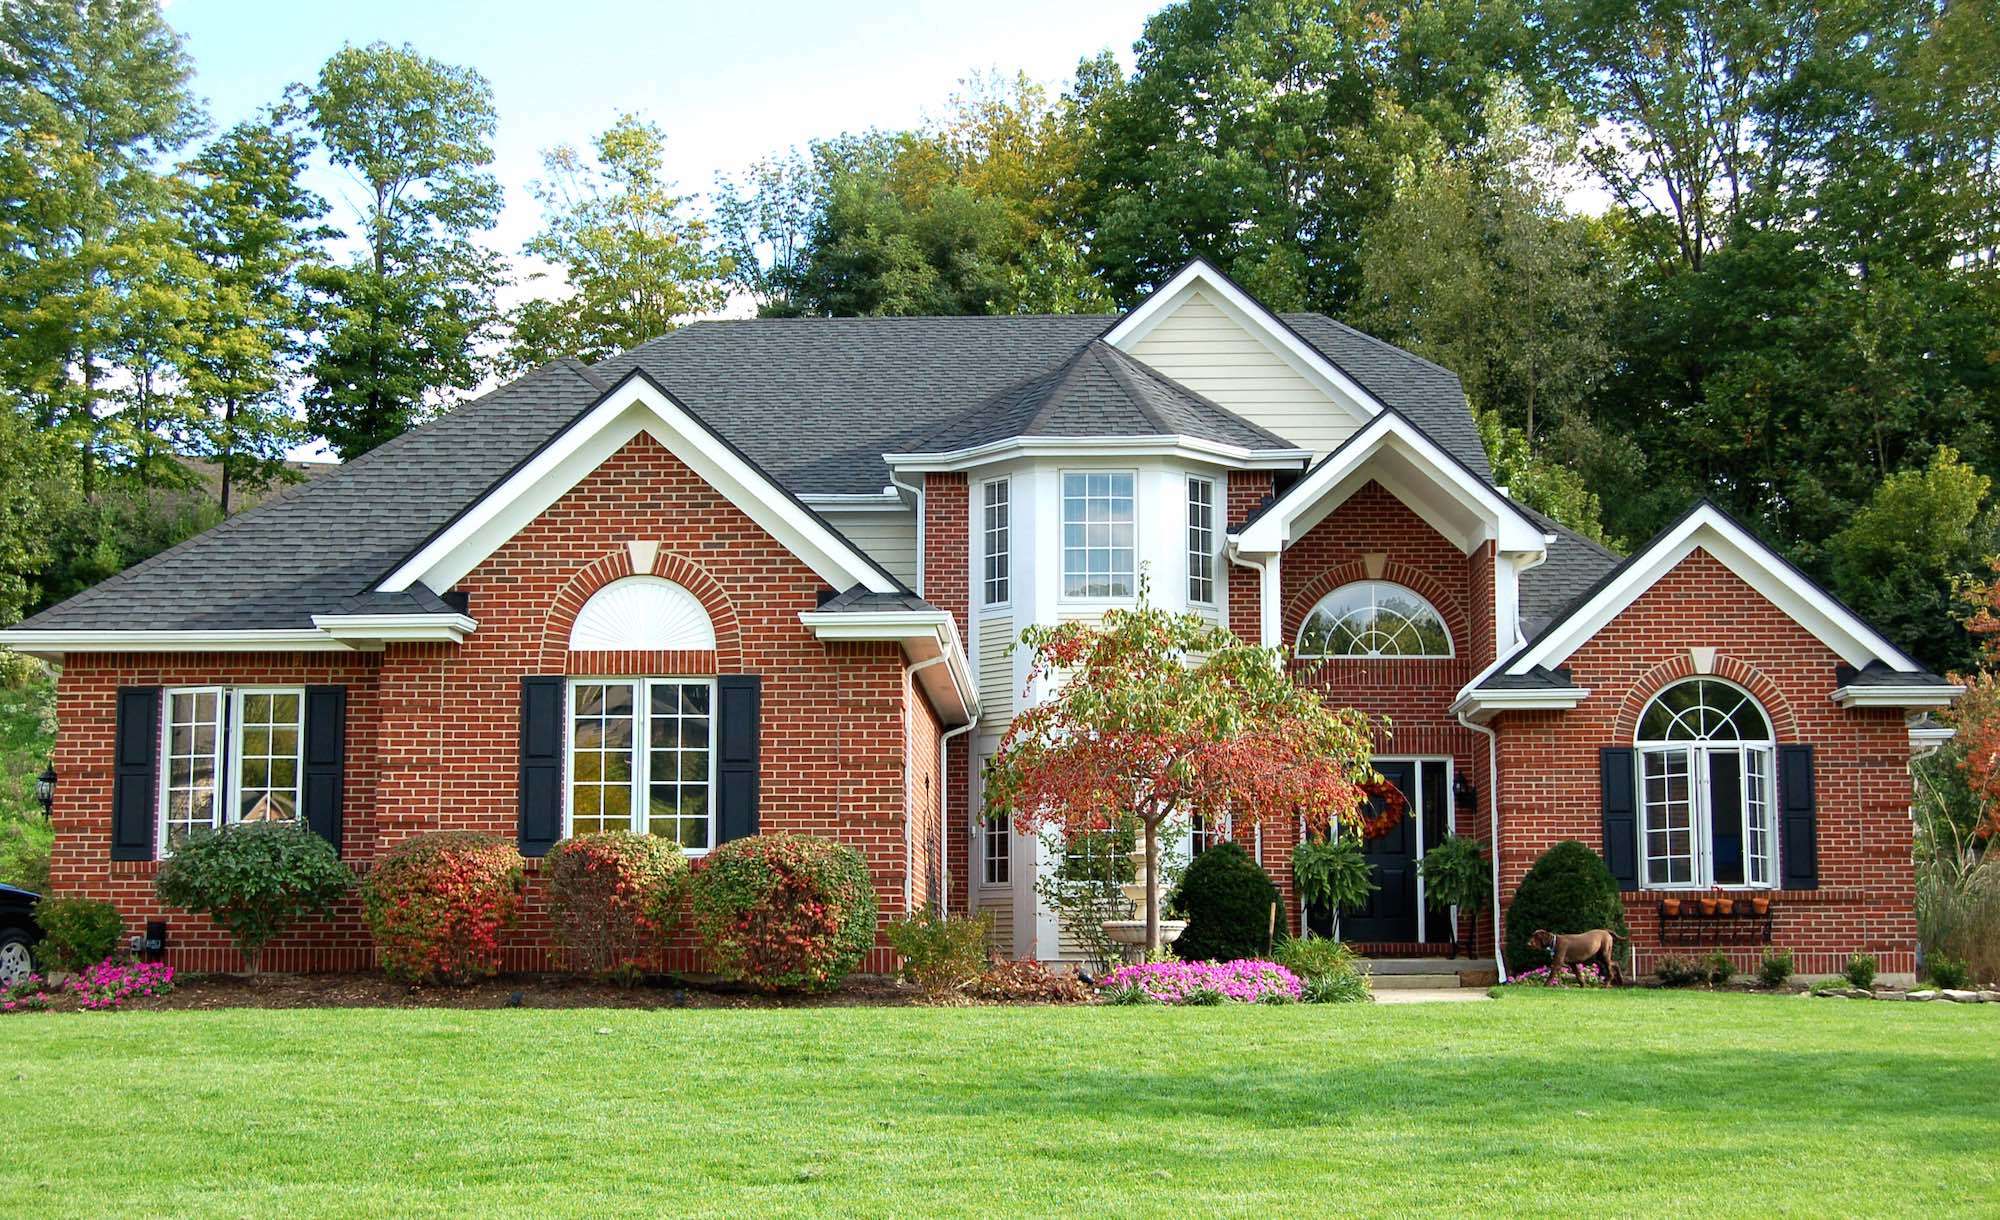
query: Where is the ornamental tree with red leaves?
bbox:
[1954,560,2000,839]
[984,595,1379,952]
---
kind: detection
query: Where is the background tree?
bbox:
[506,114,729,370]
[0,0,202,489]
[183,111,326,514]
[299,42,503,459]
[985,596,1377,951]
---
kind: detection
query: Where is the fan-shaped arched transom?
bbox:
[568,576,715,651]
[1638,679,1772,743]
[1296,581,1453,658]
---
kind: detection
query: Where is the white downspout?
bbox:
[1456,707,1507,983]
[907,650,978,917]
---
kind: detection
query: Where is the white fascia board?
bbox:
[311,613,477,648]
[885,434,1311,474]
[0,629,354,658]
[798,609,978,724]
[1508,504,1920,677]
[1909,722,1957,746]
[379,376,898,597]
[801,490,909,511]
[1832,684,1964,709]
[1101,260,1382,421]
[1449,686,1592,724]
[1233,412,1543,556]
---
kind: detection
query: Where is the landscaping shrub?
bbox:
[1758,948,1794,988]
[1844,953,1877,989]
[1300,969,1372,1004]
[1168,842,1281,962]
[885,909,991,997]
[1502,840,1631,974]
[153,822,352,972]
[0,815,51,894]
[689,833,878,991]
[1925,953,1971,990]
[1654,954,1705,987]
[361,832,525,985]
[1097,958,1301,1004]
[1701,951,1736,986]
[963,958,1090,1003]
[33,896,123,972]
[543,831,689,980]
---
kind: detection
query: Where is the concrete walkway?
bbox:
[1372,987,1492,1004]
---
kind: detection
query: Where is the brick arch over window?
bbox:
[1614,654,1800,742]
[538,549,743,675]
[1282,560,1468,650]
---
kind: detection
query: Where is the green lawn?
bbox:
[3,989,1993,1217]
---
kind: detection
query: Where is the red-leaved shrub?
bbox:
[689,833,878,991]
[362,832,525,984]
[544,831,690,980]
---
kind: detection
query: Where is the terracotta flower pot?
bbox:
[1698,897,1719,916]
[1734,898,1754,915]
[1751,896,1770,916]
[1661,898,1682,917]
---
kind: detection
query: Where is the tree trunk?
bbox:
[1143,816,1160,954]
[219,396,237,515]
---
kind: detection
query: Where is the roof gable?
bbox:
[378,369,902,598]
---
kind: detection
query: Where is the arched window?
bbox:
[1636,679,1776,889]
[1296,581,1453,658]
[568,576,715,651]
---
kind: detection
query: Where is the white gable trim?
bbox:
[885,433,1311,474]
[312,613,477,648]
[377,373,899,597]
[1505,503,1922,677]
[1102,260,1385,425]
[1231,411,1545,557]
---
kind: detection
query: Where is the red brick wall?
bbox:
[1492,548,1918,977]
[921,472,975,915]
[47,433,942,974]
[1275,480,1493,953]
[1225,472,1273,645]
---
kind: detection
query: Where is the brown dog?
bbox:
[1529,928,1625,986]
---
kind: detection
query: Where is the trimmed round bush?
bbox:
[362,832,524,985]
[689,833,877,991]
[33,896,124,973]
[1503,839,1631,974]
[154,821,352,972]
[544,831,690,979]
[1168,841,1281,962]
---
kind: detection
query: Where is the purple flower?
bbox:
[1100,959,1303,1004]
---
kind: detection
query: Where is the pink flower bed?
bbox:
[1101,959,1302,1004]
[68,961,175,1010]
[1506,962,1610,987]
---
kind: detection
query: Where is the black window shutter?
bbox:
[302,686,347,854]
[1779,744,1818,890]
[1599,747,1639,891]
[519,676,565,857]
[112,686,160,861]
[716,675,762,843]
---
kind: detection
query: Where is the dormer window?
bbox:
[1061,471,1136,599]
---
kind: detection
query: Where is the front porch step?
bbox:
[1360,958,1499,990]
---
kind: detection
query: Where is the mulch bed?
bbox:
[98,971,932,1012]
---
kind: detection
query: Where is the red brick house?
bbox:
[1,261,1959,980]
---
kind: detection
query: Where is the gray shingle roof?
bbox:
[1835,661,1957,688]
[908,340,1298,454]
[1514,507,1624,638]
[1479,666,1579,691]
[13,310,1486,634]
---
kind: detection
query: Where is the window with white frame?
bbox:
[983,479,1010,605]
[159,687,304,851]
[1189,814,1226,856]
[1637,679,1776,889]
[1296,581,1453,658]
[1187,476,1215,604]
[567,678,715,851]
[1061,471,1136,598]
[982,813,1010,885]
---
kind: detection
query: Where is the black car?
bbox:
[0,883,40,987]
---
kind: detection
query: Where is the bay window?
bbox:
[983,479,1010,605]
[567,678,715,851]
[1637,679,1776,889]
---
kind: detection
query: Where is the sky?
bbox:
[169,0,1165,270]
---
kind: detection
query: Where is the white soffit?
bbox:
[1507,503,1921,676]
[377,373,899,598]
[1102,259,1381,427]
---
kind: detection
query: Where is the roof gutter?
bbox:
[887,434,1311,474]
[798,609,978,727]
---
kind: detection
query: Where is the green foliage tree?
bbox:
[506,115,729,370]
[1826,447,1998,674]
[182,111,326,514]
[300,42,504,459]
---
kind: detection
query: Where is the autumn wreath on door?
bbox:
[1354,777,1409,841]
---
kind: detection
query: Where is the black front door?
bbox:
[1338,760,1419,943]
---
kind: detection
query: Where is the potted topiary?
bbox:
[1292,834,1375,931]
[1416,834,1491,959]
